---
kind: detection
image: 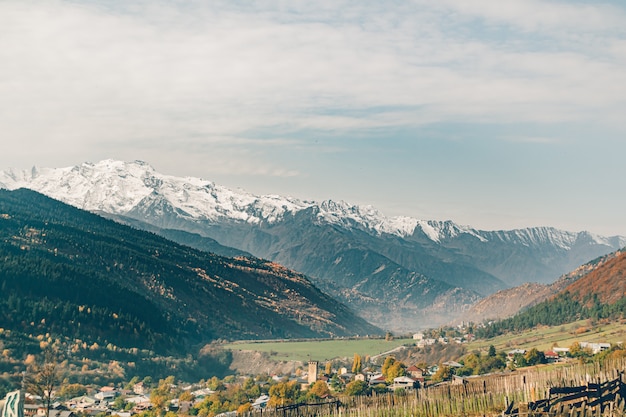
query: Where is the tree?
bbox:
[151,376,176,414]
[488,345,496,357]
[57,383,87,400]
[524,348,546,366]
[112,396,128,411]
[385,361,406,383]
[329,375,343,392]
[324,362,332,376]
[24,350,62,417]
[381,356,395,378]
[352,354,362,374]
[179,391,194,402]
[308,380,330,399]
[268,381,300,407]
[431,365,452,383]
[344,380,370,396]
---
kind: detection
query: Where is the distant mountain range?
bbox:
[2,160,624,330]
[0,188,379,354]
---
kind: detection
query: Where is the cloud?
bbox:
[1,0,625,173]
[434,0,626,35]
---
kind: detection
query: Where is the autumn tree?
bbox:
[268,381,300,407]
[344,380,370,396]
[431,365,452,383]
[24,349,62,417]
[381,356,395,378]
[324,361,332,375]
[151,376,176,414]
[524,348,546,366]
[352,354,362,374]
[385,361,406,383]
[57,383,87,400]
[308,380,330,399]
[237,403,253,414]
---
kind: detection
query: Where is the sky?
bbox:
[1,0,625,236]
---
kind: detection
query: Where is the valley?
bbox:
[2,159,624,330]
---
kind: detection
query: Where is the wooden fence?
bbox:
[245,359,626,417]
[275,400,341,417]
[504,373,626,416]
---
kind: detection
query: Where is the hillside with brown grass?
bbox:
[462,249,625,323]
[566,250,626,305]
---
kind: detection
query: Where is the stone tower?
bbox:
[307,361,318,384]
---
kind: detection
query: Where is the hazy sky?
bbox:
[2,0,625,236]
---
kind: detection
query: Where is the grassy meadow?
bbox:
[223,337,415,362]
[467,319,626,353]
[224,319,626,365]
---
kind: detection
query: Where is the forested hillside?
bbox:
[476,250,626,338]
[0,189,380,355]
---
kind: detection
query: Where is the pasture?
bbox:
[223,337,415,362]
[467,319,626,353]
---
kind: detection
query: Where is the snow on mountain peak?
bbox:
[1,159,621,246]
[0,160,314,225]
[316,200,420,237]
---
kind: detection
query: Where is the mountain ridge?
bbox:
[4,160,622,246]
[2,159,624,330]
[0,188,380,351]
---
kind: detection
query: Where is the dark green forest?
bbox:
[476,292,626,339]
[0,188,379,357]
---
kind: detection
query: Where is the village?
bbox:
[1,335,616,417]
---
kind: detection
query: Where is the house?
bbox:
[553,347,570,356]
[251,395,270,410]
[338,373,354,382]
[507,349,526,360]
[354,373,366,382]
[391,376,419,390]
[368,373,386,385]
[406,366,425,383]
[191,388,214,399]
[413,332,424,341]
[24,404,41,417]
[416,338,436,348]
[579,342,611,355]
[442,361,463,368]
[45,411,75,417]
[66,396,98,411]
[544,351,560,362]
[94,390,117,401]
[125,395,151,406]
[132,382,146,395]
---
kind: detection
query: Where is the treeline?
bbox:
[476,292,626,338]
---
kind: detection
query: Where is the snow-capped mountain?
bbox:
[2,159,624,330]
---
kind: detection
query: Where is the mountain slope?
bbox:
[476,248,626,338]
[565,250,626,305]
[2,160,624,330]
[0,188,380,354]
[462,249,625,323]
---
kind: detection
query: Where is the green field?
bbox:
[224,320,626,365]
[467,319,626,353]
[223,337,415,362]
